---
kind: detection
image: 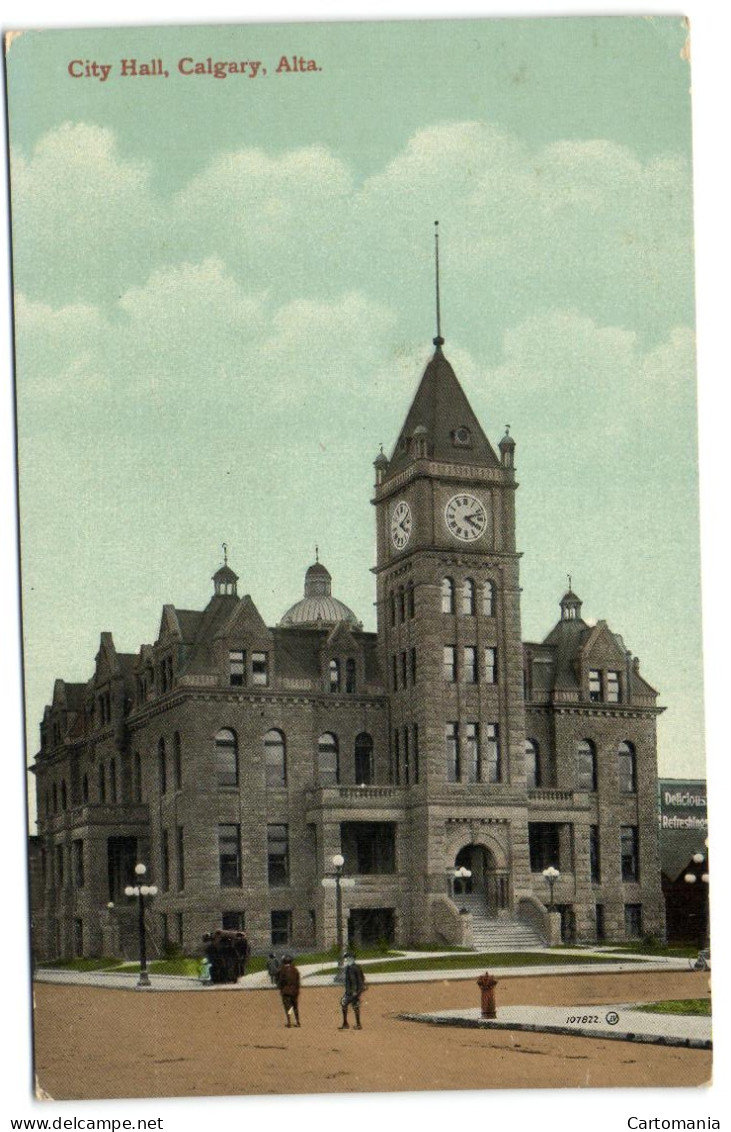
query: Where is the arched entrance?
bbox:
[453,843,510,915]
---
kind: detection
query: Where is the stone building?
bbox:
[30,336,665,959]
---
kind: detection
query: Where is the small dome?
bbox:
[279,559,361,629]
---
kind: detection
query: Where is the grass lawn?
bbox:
[603,943,699,958]
[635,999,711,1016]
[320,951,643,975]
[37,957,123,972]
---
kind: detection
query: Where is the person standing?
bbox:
[276,955,301,1027]
[266,952,281,985]
[339,953,365,1030]
[234,931,250,979]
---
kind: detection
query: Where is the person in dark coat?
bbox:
[234,931,250,979]
[266,952,281,985]
[339,953,365,1030]
[276,955,301,1027]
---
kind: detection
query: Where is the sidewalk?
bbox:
[397,1003,712,1050]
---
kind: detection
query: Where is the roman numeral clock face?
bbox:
[445,493,488,542]
[390,501,412,550]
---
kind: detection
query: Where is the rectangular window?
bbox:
[618,745,637,793]
[267,824,289,887]
[271,910,292,946]
[595,904,606,941]
[74,919,84,958]
[392,655,398,692]
[219,824,242,887]
[330,658,341,693]
[446,722,460,782]
[401,651,408,688]
[216,735,238,788]
[486,723,501,782]
[340,822,396,875]
[464,646,477,684]
[485,646,497,684]
[589,669,603,702]
[252,652,268,686]
[345,658,356,694]
[528,823,561,872]
[177,912,184,946]
[176,826,185,890]
[589,825,601,883]
[464,723,480,782]
[56,845,65,888]
[161,829,170,891]
[393,729,400,785]
[402,726,410,786]
[173,734,182,790]
[410,647,417,684]
[72,840,84,888]
[229,648,245,686]
[443,645,456,682]
[620,826,639,882]
[223,911,245,931]
[606,670,621,703]
[624,903,643,939]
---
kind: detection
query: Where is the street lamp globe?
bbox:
[135,863,147,877]
[332,853,345,868]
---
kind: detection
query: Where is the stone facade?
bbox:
[30,343,665,959]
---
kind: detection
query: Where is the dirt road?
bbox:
[32,969,711,1100]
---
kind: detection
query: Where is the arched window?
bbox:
[173,731,182,789]
[264,729,286,787]
[329,659,341,693]
[158,737,167,794]
[345,658,356,694]
[576,739,597,792]
[317,733,339,786]
[82,774,89,804]
[483,580,496,617]
[354,732,374,785]
[441,577,455,614]
[618,741,636,793]
[525,739,541,790]
[462,578,475,616]
[215,728,238,788]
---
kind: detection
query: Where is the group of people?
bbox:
[200,929,250,984]
[275,953,366,1030]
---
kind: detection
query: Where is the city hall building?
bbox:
[30,334,665,959]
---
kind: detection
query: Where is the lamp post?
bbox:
[683,839,710,951]
[542,866,560,912]
[125,863,158,989]
[332,853,345,983]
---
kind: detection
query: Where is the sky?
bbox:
[6,15,704,783]
[1,1,730,1130]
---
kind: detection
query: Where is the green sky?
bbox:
[6,16,703,782]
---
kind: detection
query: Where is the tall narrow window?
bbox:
[486,724,501,782]
[618,741,636,793]
[401,651,408,687]
[462,578,475,615]
[318,733,339,786]
[176,826,185,890]
[82,774,90,804]
[161,829,170,891]
[252,652,268,686]
[329,659,341,693]
[590,825,601,883]
[576,739,597,792]
[173,732,182,790]
[407,581,415,618]
[158,738,167,795]
[271,910,292,946]
[267,824,289,887]
[98,765,106,804]
[484,646,497,684]
[446,722,460,782]
[412,724,420,784]
[389,591,396,627]
[72,840,84,888]
[216,728,238,788]
[391,655,398,691]
[61,780,68,810]
[606,671,621,703]
[393,729,400,785]
[483,581,495,617]
[264,729,286,787]
[345,658,356,694]
[589,669,603,702]
[621,826,639,881]
[133,753,142,802]
[464,646,477,683]
[399,586,406,623]
[443,645,456,682]
[402,727,411,785]
[354,733,374,785]
[229,649,245,687]
[465,723,480,782]
[442,577,455,614]
[525,738,540,789]
[219,824,241,887]
[410,647,417,684]
[109,761,117,804]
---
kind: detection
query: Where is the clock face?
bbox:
[445,493,488,542]
[390,500,412,550]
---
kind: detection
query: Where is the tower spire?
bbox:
[433,220,444,348]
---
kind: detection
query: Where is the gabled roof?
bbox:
[386,346,499,477]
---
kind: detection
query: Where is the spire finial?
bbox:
[315,545,319,564]
[567,573,572,591]
[433,220,444,348]
[222,542,228,566]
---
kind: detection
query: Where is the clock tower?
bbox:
[372,326,532,938]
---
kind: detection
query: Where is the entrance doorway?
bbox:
[348,908,395,948]
[454,844,509,915]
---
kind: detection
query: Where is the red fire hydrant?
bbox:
[477,971,498,1019]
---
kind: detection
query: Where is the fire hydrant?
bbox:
[477,971,498,1019]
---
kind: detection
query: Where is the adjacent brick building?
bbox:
[30,338,666,958]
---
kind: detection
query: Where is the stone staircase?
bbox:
[457,893,546,951]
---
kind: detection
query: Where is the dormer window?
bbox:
[229,649,245,687]
[452,426,472,448]
[252,652,268,686]
[329,659,341,693]
[589,670,603,702]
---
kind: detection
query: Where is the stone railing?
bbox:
[431,894,473,948]
[516,894,549,943]
[528,789,575,804]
